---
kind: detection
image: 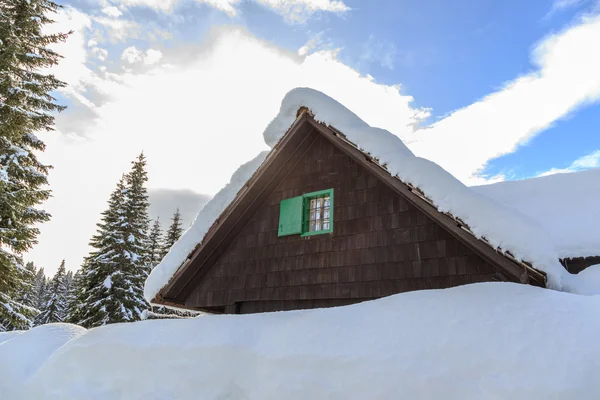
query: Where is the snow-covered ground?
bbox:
[2,282,600,399]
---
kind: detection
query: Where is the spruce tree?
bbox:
[75,155,151,328]
[34,259,67,325]
[16,261,38,308]
[74,177,127,327]
[147,218,163,269]
[32,266,47,310]
[161,208,183,259]
[64,269,82,321]
[0,1,70,330]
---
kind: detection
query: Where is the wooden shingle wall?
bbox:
[186,134,499,313]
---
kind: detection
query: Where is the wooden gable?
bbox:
[153,113,546,313]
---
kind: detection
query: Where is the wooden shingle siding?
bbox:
[186,133,498,313]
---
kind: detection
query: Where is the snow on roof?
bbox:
[145,88,576,302]
[4,283,600,398]
[473,168,600,260]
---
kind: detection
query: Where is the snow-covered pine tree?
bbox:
[34,260,68,325]
[0,0,70,330]
[15,261,38,308]
[76,155,151,328]
[64,269,82,321]
[32,267,47,310]
[147,218,163,269]
[161,208,183,259]
[74,177,128,327]
[117,152,151,315]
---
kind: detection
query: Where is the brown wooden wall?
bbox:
[561,256,600,274]
[186,133,501,313]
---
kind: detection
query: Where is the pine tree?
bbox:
[34,260,68,325]
[74,177,127,327]
[75,155,151,328]
[161,208,183,259]
[147,218,163,269]
[15,261,38,308]
[32,267,47,310]
[0,1,70,330]
[64,269,82,321]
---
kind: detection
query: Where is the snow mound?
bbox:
[563,265,600,295]
[146,87,579,301]
[0,323,86,398]
[0,330,23,345]
[4,283,600,399]
[473,168,600,259]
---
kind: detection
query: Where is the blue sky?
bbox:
[64,0,600,179]
[33,0,600,273]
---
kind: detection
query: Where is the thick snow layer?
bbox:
[0,324,86,398]
[145,87,583,300]
[563,265,600,295]
[144,152,268,302]
[473,168,600,259]
[3,283,600,399]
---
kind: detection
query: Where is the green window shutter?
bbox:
[278,196,304,236]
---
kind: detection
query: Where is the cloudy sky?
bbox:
[34,0,600,274]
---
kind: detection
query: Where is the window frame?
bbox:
[301,188,334,237]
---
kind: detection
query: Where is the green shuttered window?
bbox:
[278,195,304,236]
[278,189,334,237]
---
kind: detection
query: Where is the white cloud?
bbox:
[255,0,349,22]
[121,46,143,63]
[107,0,348,21]
[93,16,140,42]
[121,46,163,65]
[109,0,179,12]
[144,48,163,65]
[101,6,123,17]
[538,150,600,176]
[91,47,109,61]
[32,22,425,274]
[410,13,600,184]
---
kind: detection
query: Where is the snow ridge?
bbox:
[4,283,600,399]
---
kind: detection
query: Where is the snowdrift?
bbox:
[2,283,600,399]
[473,168,600,260]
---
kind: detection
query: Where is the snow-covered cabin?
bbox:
[473,168,600,274]
[144,88,589,314]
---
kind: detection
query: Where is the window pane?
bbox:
[315,209,321,219]
[315,221,321,231]
[309,222,316,232]
[324,197,330,207]
[316,198,322,209]
[310,210,316,221]
[323,208,330,219]
[323,221,329,230]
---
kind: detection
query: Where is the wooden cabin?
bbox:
[149,110,549,314]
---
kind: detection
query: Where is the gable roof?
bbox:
[473,168,600,260]
[145,88,574,305]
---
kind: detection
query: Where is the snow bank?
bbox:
[3,283,600,399]
[146,87,577,300]
[144,151,268,302]
[473,168,600,259]
[0,323,86,398]
[563,265,600,295]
